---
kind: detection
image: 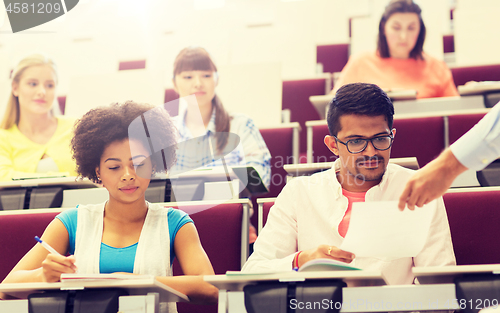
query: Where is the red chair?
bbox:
[391,116,445,167]
[316,44,350,74]
[306,121,338,164]
[443,35,455,54]
[57,96,67,115]
[447,112,487,145]
[282,79,327,155]
[451,64,500,87]
[257,198,276,234]
[0,209,63,282]
[118,60,146,71]
[171,200,250,313]
[443,188,500,265]
[252,124,299,232]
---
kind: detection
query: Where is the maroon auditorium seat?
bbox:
[118,60,146,71]
[164,89,179,104]
[172,202,246,313]
[316,44,350,74]
[259,126,295,198]
[257,198,276,234]
[391,116,445,167]
[451,64,500,87]
[282,79,326,155]
[251,126,296,231]
[171,202,245,276]
[443,35,455,54]
[164,89,180,117]
[443,189,500,265]
[309,123,337,163]
[0,210,62,282]
[447,112,487,145]
[57,96,66,115]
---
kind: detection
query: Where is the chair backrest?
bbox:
[259,124,299,198]
[118,60,146,71]
[257,198,276,234]
[171,201,246,275]
[391,116,445,167]
[443,188,500,265]
[0,209,62,282]
[309,123,337,164]
[282,79,326,155]
[316,44,349,74]
[447,112,487,145]
[451,64,500,87]
[443,35,455,53]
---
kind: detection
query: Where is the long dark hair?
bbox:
[173,47,231,153]
[377,0,426,60]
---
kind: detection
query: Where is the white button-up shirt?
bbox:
[451,102,500,171]
[243,160,456,285]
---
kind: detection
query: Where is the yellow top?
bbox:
[0,116,77,181]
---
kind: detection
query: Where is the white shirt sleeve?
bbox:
[450,102,500,171]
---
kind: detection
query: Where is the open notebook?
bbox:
[60,273,154,282]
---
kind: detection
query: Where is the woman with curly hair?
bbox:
[1,101,218,307]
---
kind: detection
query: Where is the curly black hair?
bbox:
[72,101,177,183]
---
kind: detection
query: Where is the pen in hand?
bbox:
[34,236,62,256]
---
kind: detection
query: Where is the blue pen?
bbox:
[34,236,62,256]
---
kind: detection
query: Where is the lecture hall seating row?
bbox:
[280,65,500,157]
[305,110,489,166]
[257,186,500,266]
[0,199,251,313]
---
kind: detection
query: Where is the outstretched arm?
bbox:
[398,148,467,210]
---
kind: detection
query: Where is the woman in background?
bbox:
[1,102,218,308]
[0,54,76,181]
[332,0,459,98]
[170,46,271,189]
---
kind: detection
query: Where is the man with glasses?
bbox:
[243,83,455,285]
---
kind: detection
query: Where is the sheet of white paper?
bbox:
[340,200,436,258]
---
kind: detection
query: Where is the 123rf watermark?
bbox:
[289,298,500,311]
[3,0,79,32]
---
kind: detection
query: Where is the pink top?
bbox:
[339,189,367,238]
[333,52,459,99]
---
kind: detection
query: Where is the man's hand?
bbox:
[398,149,468,210]
[298,245,354,268]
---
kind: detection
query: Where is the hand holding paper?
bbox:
[340,201,436,258]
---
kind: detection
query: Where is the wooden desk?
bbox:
[0,277,188,303]
[204,272,465,313]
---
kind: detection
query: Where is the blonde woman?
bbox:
[0,54,76,181]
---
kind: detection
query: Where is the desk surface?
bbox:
[0,277,188,303]
[0,177,97,190]
[204,270,387,291]
[413,264,500,284]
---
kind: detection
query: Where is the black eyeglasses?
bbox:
[334,134,394,154]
